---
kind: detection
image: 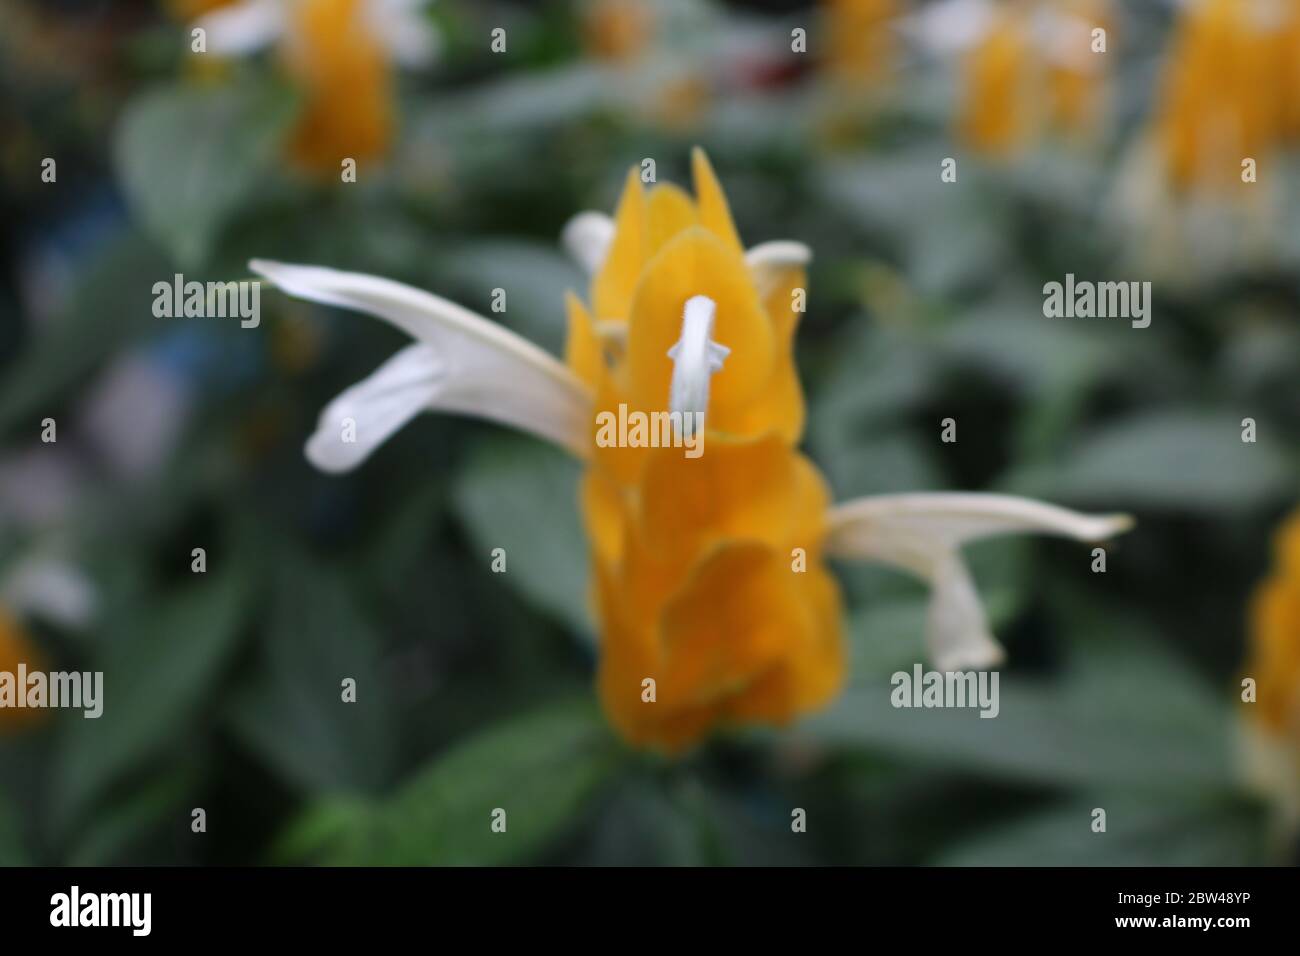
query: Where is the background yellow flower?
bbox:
[0,607,46,734]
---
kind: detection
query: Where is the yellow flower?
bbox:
[958,8,1031,155]
[561,154,843,749]
[0,606,45,734]
[947,0,1110,156]
[252,150,1131,752]
[823,0,900,89]
[1153,0,1299,193]
[580,0,654,63]
[1245,511,1300,738]
[191,0,439,173]
[1241,509,1300,826]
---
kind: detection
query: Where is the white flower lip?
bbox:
[250,259,594,470]
[666,295,729,435]
[561,212,617,276]
[304,342,442,473]
[743,240,812,271]
[744,240,812,299]
[195,0,287,56]
[825,493,1134,671]
[364,0,442,68]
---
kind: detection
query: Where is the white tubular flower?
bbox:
[196,0,441,68]
[249,260,594,471]
[666,295,728,435]
[825,493,1133,671]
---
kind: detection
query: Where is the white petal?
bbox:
[196,0,285,56]
[826,493,1133,554]
[744,240,811,271]
[745,240,812,299]
[1033,10,1102,73]
[251,259,594,464]
[365,0,441,68]
[926,550,1004,671]
[306,343,442,472]
[825,493,1132,670]
[1,556,98,629]
[561,211,615,275]
[902,0,996,56]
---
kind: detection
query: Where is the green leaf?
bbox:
[420,64,617,133]
[114,81,298,266]
[934,795,1270,866]
[1004,410,1294,510]
[279,697,623,865]
[820,151,1012,294]
[938,309,1117,395]
[847,597,930,680]
[269,797,375,865]
[225,555,397,795]
[799,638,1234,793]
[454,435,591,638]
[0,788,29,866]
[52,569,251,835]
[575,779,713,866]
[806,323,943,499]
[66,766,198,866]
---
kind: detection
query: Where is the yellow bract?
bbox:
[580,0,654,63]
[566,150,845,751]
[959,0,1110,156]
[823,0,899,89]
[0,607,45,734]
[1246,512,1300,741]
[1154,0,1300,192]
[283,0,394,172]
[181,0,398,173]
